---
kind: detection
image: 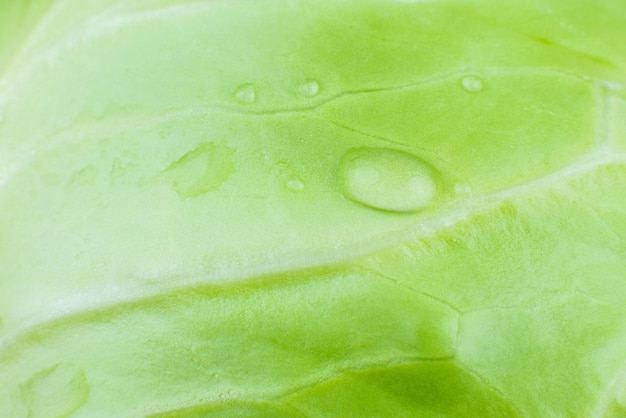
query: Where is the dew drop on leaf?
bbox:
[233,83,256,104]
[339,147,439,212]
[299,79,320,97]
[286,177,305,191]
[20,363,89,418]
[460,75,483,93]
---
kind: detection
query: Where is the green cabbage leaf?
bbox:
[1,0,626,416]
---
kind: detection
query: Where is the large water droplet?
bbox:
[460,75,483,93]
[21,363,89,418]
[234,83,256,104]
[299,80,320,98]
[339,147,439,212]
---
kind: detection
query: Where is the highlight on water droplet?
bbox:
[234,83,256,104]
[20,363,89,418]
[299,79,320,98]
[339,147,440,212]
[460,75,483,93]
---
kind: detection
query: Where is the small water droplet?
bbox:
[299,80,319,98]
[234,83,256,104]
[21,363,89,418]
[286,177,305,191]
[461,75,483,93]
[454,183,471,195]
[339,147,439,212]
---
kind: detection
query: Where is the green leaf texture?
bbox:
[1,0,625,416]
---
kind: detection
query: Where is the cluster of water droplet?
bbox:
[228,74,488,209]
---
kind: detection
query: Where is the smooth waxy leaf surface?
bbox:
[0,0,625,417]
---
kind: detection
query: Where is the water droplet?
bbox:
[21,363,89,418]
[234,83,256,104]
[286,177,305,191]
[339,147,439,212]
[299,80,319,98]
[460,75,483,93]
[162,142,235,198]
